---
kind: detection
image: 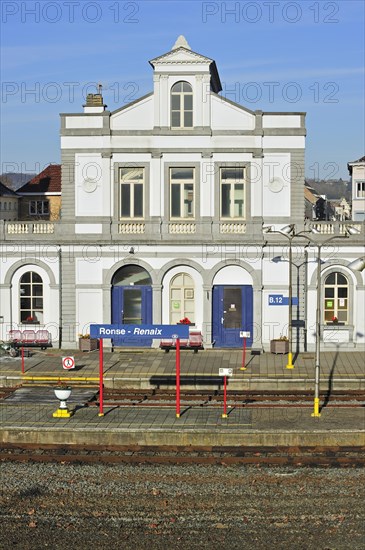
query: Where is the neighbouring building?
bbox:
[0,37,364,352]
[0,182,19,221]
[17,164,61,222]
[348,156,365,221]
[331,197,351,221]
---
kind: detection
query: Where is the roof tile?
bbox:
[17,164,61,193]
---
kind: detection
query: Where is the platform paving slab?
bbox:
[1,349,364,391]
[1,400,364,448]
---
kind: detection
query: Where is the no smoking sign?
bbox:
[62,356,75,370]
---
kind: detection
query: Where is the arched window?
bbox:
[171,81,193,128]
[170,273,195,324]
[112,265,151,286]
[20,271,43,324]
[324,272,349,324]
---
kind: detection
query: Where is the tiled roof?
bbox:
[304,186,318,204]
[347,155,365,174]
[17,164,61,193]
[0,181,19,197]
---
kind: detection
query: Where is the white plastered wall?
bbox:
[75,153,104,216]
[262,257,290,342]
[110,96,154,130]
[211,95,255,130]
[262,153,291,218]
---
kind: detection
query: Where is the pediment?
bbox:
[150,47,213,67]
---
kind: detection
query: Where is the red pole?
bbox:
[240,337,247,371]
[21,346,25,375]
[98,338,104,417]
[176,338,180,418]
[222,376,227,418]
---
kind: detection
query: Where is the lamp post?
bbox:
[310,229,363,418]
[264,224,311,369]
[271,255,308,354]
[265,223,363,415]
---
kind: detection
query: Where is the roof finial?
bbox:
[172,35,191,50]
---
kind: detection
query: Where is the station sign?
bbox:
[219,368,233,377]
[268,294,299,306]
[90,324,190,339]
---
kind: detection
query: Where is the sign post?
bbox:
[90,324,190,419]
[98,339,104,417]
[21,346,25,375]
[239,331,250,371]
[219,368,233,418]
[176,337,180,418]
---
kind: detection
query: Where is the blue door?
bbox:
[212,285,253,348]
[111,286,152,347]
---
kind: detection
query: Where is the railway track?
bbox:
[89,388,365,408]
[0,443,364,466]
[1,386,364,408]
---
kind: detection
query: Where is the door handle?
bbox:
[221,317,224,325]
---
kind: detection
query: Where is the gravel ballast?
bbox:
[1,462,364,549]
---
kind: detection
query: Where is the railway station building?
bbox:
[0,36,364,351]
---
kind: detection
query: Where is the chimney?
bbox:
[83,84,107,113]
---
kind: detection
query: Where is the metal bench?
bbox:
[160,330,204,353]
[8,329,52,350]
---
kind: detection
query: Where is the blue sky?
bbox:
[1,0,364,179]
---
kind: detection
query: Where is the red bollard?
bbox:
[240,331,250,371]
[222,376,228,418]
[98,339,104,417]
[240,337,247,370]
[21,346,25,375]
[176,338,180,418]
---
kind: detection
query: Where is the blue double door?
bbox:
[111,286,152,347]
[212,285,253,348]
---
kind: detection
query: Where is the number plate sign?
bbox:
[219,368,233,377]
[240,331,251,338]
[268,295,299,306]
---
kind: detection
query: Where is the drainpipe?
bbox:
[58,246,62,349]
[10,283,13,329]
[304,247,308,352]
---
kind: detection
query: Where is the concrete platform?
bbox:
[1,401,364,447]
[1,349,364,449]
[1,348,364,391]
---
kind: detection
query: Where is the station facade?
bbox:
[0,37,364,351]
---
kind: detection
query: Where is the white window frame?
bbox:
[29,200,49,216]
[20,271,43,324]
[119,167,145,219]
[356,180,365,198]
[170,273,195,325]
[171,81,193,129]
[169,168,195,220]
[220,167,246,220]
[324,272,349,324]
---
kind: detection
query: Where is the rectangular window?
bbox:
[220,167,245,219]
[170,168,194,219]
[119,167,144,219]
[356,181,365,198]
[29,200,49,216]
